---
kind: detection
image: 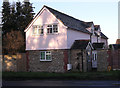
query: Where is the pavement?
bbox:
[2,80,120,88]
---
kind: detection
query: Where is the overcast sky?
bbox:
[0,0,119,44]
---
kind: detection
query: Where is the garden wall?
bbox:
[97,50,109,71]
[2,53,27,72]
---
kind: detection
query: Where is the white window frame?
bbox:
[40,51,52,61]
[47,25,53,34]
[33,25,44,35]
[47,24,58,34]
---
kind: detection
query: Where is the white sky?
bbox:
[0,0,119,44]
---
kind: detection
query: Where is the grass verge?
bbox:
[2,70,120,80]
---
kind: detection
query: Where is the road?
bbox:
[2,80,120,88]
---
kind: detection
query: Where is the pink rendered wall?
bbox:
[67,29,90,49]
[26,8,67,50]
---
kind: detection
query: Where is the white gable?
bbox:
[25,7,68,50]
[24,7,67,32]
[33,9,58,25]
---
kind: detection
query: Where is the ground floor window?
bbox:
[40,51,52,61]
[92,52,97,61]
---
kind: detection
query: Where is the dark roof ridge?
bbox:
[44,5,93,34]
[44,5,91,24]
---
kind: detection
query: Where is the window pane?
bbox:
[47,28,50,33]
[47,28,52,34]
[33,26,37,34]
[53,25,58,33]
[33,28,37,34]
[53,25,57,28]
[38,28,43,34]
[38,29,41,34]
[41,29,43,34]
[48,25,52,27]
[46,55,51,60]
[46,51,51,55]
[53,28,58,33]
[92,54,94,60]
[47,25,53,34]
[46,51,51,60]
[50,28,52,33]
[40,52,45,60]
[95,54,97,60]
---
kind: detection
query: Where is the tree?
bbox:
[2,0,11,34]
[22,0,35,31]
[2,0,35,54]
[10,3,17,31]
[16,1,23,31]
[3,30,25,54]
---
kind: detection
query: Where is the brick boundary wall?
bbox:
[107,49,120,70]
[97,50,109,71]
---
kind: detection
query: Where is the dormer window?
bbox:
[47,24,58,34]
[33,25,43,35]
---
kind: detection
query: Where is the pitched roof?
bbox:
[25,5,108,39]
[101,32,108,39]
[92,43,104,50]
[71,40,90,49]
[44,5,92,34]
[94,32,99,37]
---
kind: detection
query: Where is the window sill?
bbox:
[32,34,44,36]
[40,60,52,62]
[47,33,59,35]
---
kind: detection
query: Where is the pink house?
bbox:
[24,5,108,72]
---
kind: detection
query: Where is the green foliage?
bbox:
[109,45,112,49]
[3,30,25,54]
[2,0,35,33]
[16,2,23,31]
[2,1,11,34]
[2,0,35,54]
[22,0,35,31]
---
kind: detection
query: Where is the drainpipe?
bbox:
[68,49,71,64]
[67,49,72,71]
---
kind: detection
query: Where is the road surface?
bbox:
[2,80,120,88]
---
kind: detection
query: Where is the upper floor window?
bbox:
[47,24,58,34]
[33,25,43,35]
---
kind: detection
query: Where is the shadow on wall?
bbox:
[2,54,26,72]
[27,34,66,50]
